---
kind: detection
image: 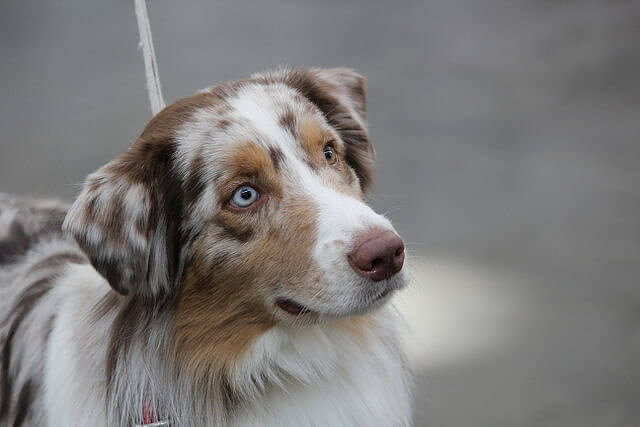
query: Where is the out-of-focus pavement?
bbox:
[2,1,639,426]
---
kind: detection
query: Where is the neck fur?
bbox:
[93,290,388,427]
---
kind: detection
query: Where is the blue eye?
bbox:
[231,185,259,208]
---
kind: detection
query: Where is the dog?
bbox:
[0,67,412,426]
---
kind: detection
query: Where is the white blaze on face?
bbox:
[309,173,404,312]
[279,150,404,314]
[312,181,395,271]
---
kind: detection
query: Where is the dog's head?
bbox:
[64,67,407,356]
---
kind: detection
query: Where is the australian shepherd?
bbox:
[0,67,412,426]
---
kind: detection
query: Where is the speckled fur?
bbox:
[0,68,412,427]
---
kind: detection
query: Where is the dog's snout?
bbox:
[348,230,405,281]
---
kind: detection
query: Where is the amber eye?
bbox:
[323,143,337,164]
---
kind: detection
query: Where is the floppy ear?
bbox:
[275,67,375,191]
[63,139,182,298]
[311,67,368,121]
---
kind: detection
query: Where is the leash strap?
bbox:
[134,0,166,115]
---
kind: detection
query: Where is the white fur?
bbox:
[232,315,411,427]
[44,265,111,426]
[42,264,411,427]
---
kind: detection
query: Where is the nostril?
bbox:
[370,257,385,271]
[391,247,405,274]
[395,245,404,257]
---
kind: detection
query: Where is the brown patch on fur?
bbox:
[175,261,274,372]
[268,146,285,172]
[297,118,333,171]
[174,195,318,379]
[279,110,297,136]
[256,199,318,275]
[225,141,277,180]
[183,146,207,208]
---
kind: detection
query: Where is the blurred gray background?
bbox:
[2,1,639,426]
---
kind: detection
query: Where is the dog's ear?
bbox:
[311,67,368,121]
[63,138,182,298]
[277,67,375,191]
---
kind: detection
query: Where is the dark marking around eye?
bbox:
[268,146,285,172]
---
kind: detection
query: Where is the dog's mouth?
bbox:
[277,287,395,317]
[276,298,313,316]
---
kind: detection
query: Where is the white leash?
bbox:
[134,0,166,115]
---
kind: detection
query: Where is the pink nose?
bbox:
[348,230,405,281]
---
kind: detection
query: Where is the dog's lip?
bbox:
[277,284,400,317]
[276,298,313,316]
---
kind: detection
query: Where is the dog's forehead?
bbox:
[226,83,311,151]
[175,82,326,179]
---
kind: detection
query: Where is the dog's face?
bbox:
[64,68,407,359]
